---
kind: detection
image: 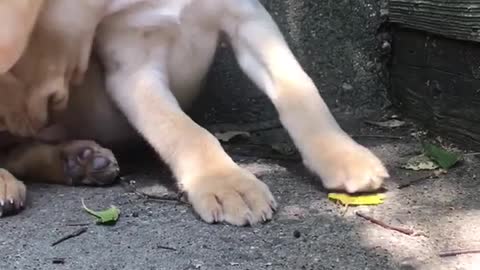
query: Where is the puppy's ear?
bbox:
[0,0,45,72]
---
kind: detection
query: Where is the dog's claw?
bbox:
[0,169,26,217]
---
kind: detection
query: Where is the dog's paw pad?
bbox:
[61,140,120,186]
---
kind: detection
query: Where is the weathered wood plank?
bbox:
[389,0,480,42]
[389,28,480,149]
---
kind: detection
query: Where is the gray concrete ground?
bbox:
[2,116,480,270]
[3,0,480,269]
[192,0,389,125]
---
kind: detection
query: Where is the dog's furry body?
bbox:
[0,0,389,225]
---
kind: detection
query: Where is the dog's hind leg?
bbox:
[1,140,119,187]
[221,0,389,193]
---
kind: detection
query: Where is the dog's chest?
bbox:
[105,0,222,107]
[167,18,220,107]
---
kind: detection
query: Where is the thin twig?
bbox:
[139,192,182,202]
[341,204,350,217]
[439,249,480,257]
[355,212,416,236]
[464,152,480,157]
[51,257,66,264]
[65,222,90,227]
[51,227,88,246]
[398,174,434,189]
[119,178,186,204]
[137,190,189,205]
[352,134,403,140]
[156,245,177,251]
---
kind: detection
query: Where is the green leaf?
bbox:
[422,143,461,170]
[81,199,120,225]
[401,154,439,171]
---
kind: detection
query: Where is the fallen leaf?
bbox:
[401,154,439,171]
[81,199,120,225]
[270,142,297,156]
[328,193,386,206]
[423,143,461,169]
[214,131,250,142]
[342,83,353,90]
[365,119,406,128]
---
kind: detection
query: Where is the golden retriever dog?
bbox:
[0,0,44,135]
[0,0,118,137]
[0,0,389,225]
[0,0,45,73]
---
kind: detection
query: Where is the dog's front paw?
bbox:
[61,140,120,186]
[303,134,389,193]
[0,169,26,217]
[184,167,277,226]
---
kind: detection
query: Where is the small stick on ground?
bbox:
[398,174,434,189]
[340,204,349,217]
[139,191,183,203]
[352,134,403,140]
[65,222,90,227]
[119,178,186,204]
[156,245,177,251]
[439,249,480,257]
[51,227,88,246]
[51,258,66,264]
[355,212,417,236]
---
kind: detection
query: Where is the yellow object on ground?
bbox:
[328,193,386,206]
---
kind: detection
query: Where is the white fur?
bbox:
[37,0,388,225]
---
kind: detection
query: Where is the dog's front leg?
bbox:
[221,0,389,193]
[102,55,275,225]
[0,0,45,73]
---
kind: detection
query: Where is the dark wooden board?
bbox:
[389,0,480,43]
[389,27,480,150]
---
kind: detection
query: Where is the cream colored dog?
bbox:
[0,0,389,225]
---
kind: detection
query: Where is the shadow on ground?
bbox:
[2,0,479,269]
[2,114,480,270]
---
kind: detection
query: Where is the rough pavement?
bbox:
[2,115,480,270]
[3,0,480,269]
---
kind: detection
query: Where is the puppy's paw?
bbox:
[0,169,26,217]
[304,134,389,193]
[184,167,276,226]
[61,140,120,186]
